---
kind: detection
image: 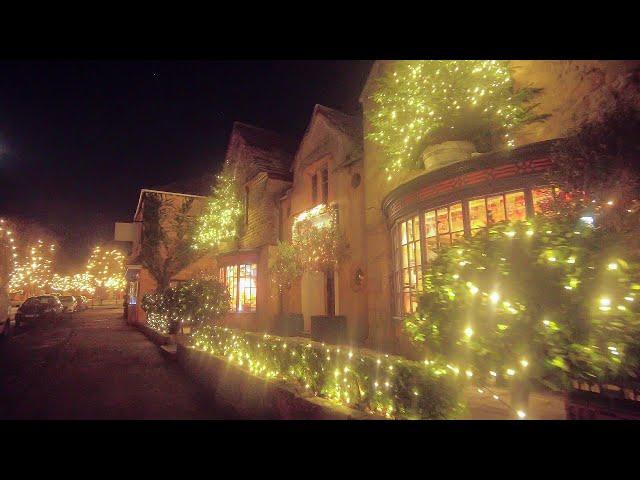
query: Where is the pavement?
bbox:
[0,305,240,420]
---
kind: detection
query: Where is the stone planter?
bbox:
[311,315,347,345]
[274,313,304,337]
[422,140,476,173]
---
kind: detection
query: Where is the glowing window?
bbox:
[397,216,421,314]
[219,263,257,313]
[532,187,554,214]
[505,191,526,220]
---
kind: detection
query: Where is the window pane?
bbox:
[406,218,414,242]
[437,208,450,235]
[415,240,422,267]
[413,215,420,242]
[532,187,553,214]
[311,174,318,204]
[238,263,257,312]
[401,222,408,245]
[426,237,438,262]
[469,198,487,229]
[402,245,409,268]
[506,191,526,220]
[424,211,437,238]
[451,231,465,243]
[487,195,506,225]
[450,203,464,232]
[321,168,328,203]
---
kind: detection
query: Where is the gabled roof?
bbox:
[226,122,296,182]
[151,174,216,197]
[133,174,213,222]
[291,104,363,173]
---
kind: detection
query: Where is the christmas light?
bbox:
[366,61,544,179]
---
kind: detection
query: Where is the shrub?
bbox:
[404,214,640,392]
[191,325,465,419]
[141,278,230,334]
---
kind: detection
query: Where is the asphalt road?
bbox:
[0,306,239,419]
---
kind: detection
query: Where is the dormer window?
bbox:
[320,167,328,204]
[310,165,328,206]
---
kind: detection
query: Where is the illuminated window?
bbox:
[397,216,422,314]
[505,191,526,220]
[532,187,554,214]
[469,191,526,234]
[424,202,463,263]
[321,168,328,204]
[469,198,487,234]
[219,263,257,313]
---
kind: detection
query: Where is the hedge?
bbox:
[191,325,465,419]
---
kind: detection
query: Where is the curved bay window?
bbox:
[392,186,561,315]
[219,263,257,312]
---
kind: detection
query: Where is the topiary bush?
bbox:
[141,278,230,334]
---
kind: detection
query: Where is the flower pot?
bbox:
[422,140,476,173]
[311,315,347,345]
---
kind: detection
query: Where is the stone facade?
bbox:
[358,60,640,353]
[279,105,366,342]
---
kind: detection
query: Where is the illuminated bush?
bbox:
[141,279,230,334]
[405,214,640,390]
[192,325,465,419]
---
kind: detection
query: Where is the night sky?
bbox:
[0,60,373,273]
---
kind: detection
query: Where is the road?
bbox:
[0,305,239,419]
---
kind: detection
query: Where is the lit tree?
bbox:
[0,218,18,302]
[140,193,204,292]
[366,60,547,179]
[192,167,243,250]
[9,239,56,297]
[85,246,125,301]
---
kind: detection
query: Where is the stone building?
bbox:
[358,60,640,355]
[279,105,366,342]
[118,176,215,325]
[214,122,296,331]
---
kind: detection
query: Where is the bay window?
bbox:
[393,186,555,315]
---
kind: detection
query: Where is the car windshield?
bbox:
[60,296,74,302]
[23,296,53,306]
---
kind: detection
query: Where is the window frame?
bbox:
[391,185,554,316]
[219,263,257,313]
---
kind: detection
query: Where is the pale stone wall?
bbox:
[281,115,367,342]
[360,60,640,352]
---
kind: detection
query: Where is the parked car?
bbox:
[1,291,10,338]
[14,295,64,327]
[76,295,89,311]
[59,295,78,313]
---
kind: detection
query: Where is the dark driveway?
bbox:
[0,305,238,419]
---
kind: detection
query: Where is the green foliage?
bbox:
[141,278,230,334]
[549,98,640,242]
[367,60,547,177]
[270,206,348,288]
[405,215,640,390]
[193,168,243,250]
[270,241,303,291]
[192,325,465,419]
[140,193,203,291]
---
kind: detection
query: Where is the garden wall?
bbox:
[176,339,380,420]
